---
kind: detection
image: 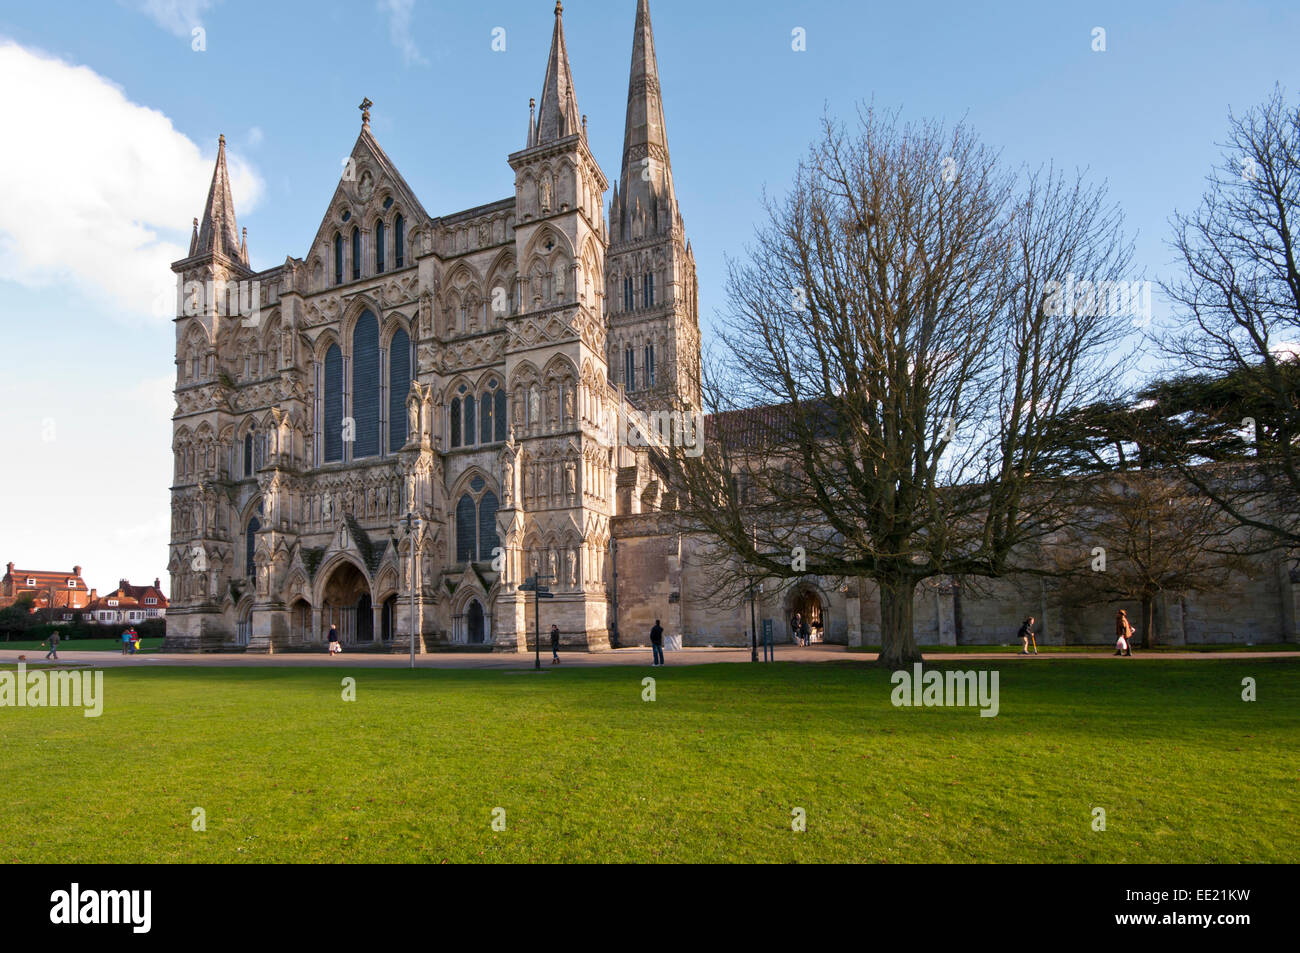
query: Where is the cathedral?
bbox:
[166,0,700,652]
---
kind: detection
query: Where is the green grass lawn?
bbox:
[1,637,164,653]
[2,660,1296,863]
[849,643,1300,653]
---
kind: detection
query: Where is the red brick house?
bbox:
[1,562,91,616]
[86,579,170,626]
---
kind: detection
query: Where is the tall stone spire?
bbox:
[533,2,581,146]
[194,134,247,266]
[615,0,677,240]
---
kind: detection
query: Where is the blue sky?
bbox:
[0,0,1296,591]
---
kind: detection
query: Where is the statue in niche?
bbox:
[567,549,576,588]
[406,382,422,443]
[322,492,333,522]
[502,456,514,507]
[554,264,565,299]
[540,176,552,212]
[548,550,557,583]
[565,461,576,497]
[563,387,574,422]
[528,385,540,429]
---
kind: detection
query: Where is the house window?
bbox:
[108,599,118,607]
[25,577,35,587]
[643,272,654,308]
[145,597,157,605]
[67,579,76,588]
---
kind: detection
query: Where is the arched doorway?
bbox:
[320,560,370,645]
[381,594,398,642]
[467,599,485,644]
[786,584,826,643]
[357,593,373,642]
[290,599,311,644]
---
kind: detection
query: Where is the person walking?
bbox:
[120,628,132,655]
[791,612,803,647]
[128,627,140,654]
[1017,616,1037,655]
[650,619,664,666]
[800,617,812,648]
[1115,610,1134,656]
[44,630,59,660]
[550,624,561,664]
[327,624,341,656]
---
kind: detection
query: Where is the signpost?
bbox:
[518,574,554,670]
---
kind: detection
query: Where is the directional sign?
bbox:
[536,591,554,599]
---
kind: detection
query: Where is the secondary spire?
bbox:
[532,1,581,146]
[194,134,247,266]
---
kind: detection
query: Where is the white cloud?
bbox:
[131,0,217,38]
[378,0,427,67]
[0,40,263,321]
[247,125,264,147]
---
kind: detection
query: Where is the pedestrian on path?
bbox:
[791,612,804,647]
[44,631,59,660]
[328,625,342,656]
[120,629,132,655]
[650,619,664,666]
[1018,617,1037,655]
[550,624,561,664]
[1115,610,1134,656]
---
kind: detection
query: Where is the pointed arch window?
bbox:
[494,388,508,442]
[455,482,500,564]
[463,394,476,447]
[450,396,462,448]
[645,343,656,389]
[245,513,261,579]
[334,233,343,285]
[375,220,386,274]
[623,276,634,312]
[388,327,411,451]
[395,215,405,268]
[352,310,380,459]
[455,494,476,563]
[625,347,636,391]
[243,431,254,477]
[323,343,343,462]
[351,227,361,280]
[643,272,654,308]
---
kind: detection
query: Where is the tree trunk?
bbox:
[1141,592,1156,649]
[876,575,924,667]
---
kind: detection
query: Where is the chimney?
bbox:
[154,577,161,590]
[120,578,129,590]
[73,565,82,577]
[89,588,97,601]
[5,562,12,576]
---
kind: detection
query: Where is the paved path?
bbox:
[3,644,1296,670]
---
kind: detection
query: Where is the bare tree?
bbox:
[665,107,1134,667]
[1050,470,1263,647]
[1160,85,1300,550]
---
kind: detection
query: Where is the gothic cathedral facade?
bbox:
[166,1,700,652]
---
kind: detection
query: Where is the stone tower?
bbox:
[166,135,254,650]
[606,0,701,412]
[496,1,616,651]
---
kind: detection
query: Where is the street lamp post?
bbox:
[400,512,423,669]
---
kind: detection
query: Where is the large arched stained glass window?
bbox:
[352,310,380,459]
[494,389,507,442]
[245,515,261,579]
[323,343,343,462]
[389,328,410,451]
[455,494,476,562]
[463,394,476,447]
[478,491,499,561]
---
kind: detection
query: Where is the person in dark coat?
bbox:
[327,625,341,655]
[550,624,561,664]
[1115,610,1134,656]
[1017,616,1037,655]
[650,619,664,666]
[791,613,804,647]
[44,631,59,660]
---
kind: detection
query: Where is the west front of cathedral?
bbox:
[166,1,702,652]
